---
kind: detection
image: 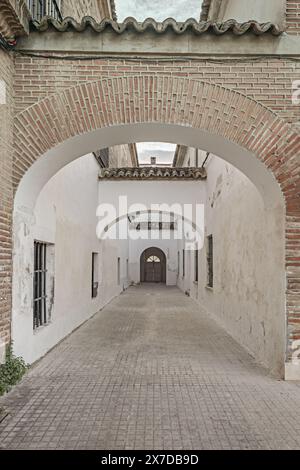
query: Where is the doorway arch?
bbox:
[10,75,299,378]
[140,248,166,284]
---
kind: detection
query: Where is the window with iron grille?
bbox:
[33,241,48,329]
[92,252,99,298]
[27,0,63,21]
[207,235,213,288]
[182,249,185,278]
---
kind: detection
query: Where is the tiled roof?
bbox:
[99,167,207,180]
[30,16,284,36]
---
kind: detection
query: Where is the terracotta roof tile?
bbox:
[99,167,207,180]
[30,16,285,36]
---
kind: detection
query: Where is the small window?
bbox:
[207,235,213,288]
[177,251,180,277]
[33,241,54,329]
[92,253,99,298]
[126,259,129,279]
[194,249,199,283]
[182,249,185,278]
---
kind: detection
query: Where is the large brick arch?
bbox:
[13,75,300,371]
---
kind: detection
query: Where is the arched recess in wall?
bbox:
[12,76,299,378]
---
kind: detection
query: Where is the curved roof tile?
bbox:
[99,167,207,180]
[30,16,285,36]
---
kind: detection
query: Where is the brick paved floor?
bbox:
[0,284,300,450]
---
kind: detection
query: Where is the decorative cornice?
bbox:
[30,16,285,36]
[99,167,207,180]
[0,0,30,42]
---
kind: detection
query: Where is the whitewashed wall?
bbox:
[12,154,129,364]
[178,150,285,377]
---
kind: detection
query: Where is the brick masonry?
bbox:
[287,0,300,35]
[0,48,14,356]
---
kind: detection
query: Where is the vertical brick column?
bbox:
[0,49,14,360]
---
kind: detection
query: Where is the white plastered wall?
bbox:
[12,153,129,364]
[177,149,286,377]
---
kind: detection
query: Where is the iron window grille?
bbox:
[207,235,213,288]
[33,241,48,329]
[27,0,63,21]
[92,253,99,298]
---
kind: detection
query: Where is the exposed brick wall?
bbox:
[286,0,300,34]
[13,56,300,125]
[0,49,14,355]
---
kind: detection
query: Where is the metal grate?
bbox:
[33,241,48,329]
[207,235,213,288]
[27,0,63,21]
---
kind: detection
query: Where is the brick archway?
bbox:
[12,75,300,377]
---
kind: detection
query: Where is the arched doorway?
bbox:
[10,75,297,378]
[140,248,166,284]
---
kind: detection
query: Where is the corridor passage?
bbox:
[0,285,300,450]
